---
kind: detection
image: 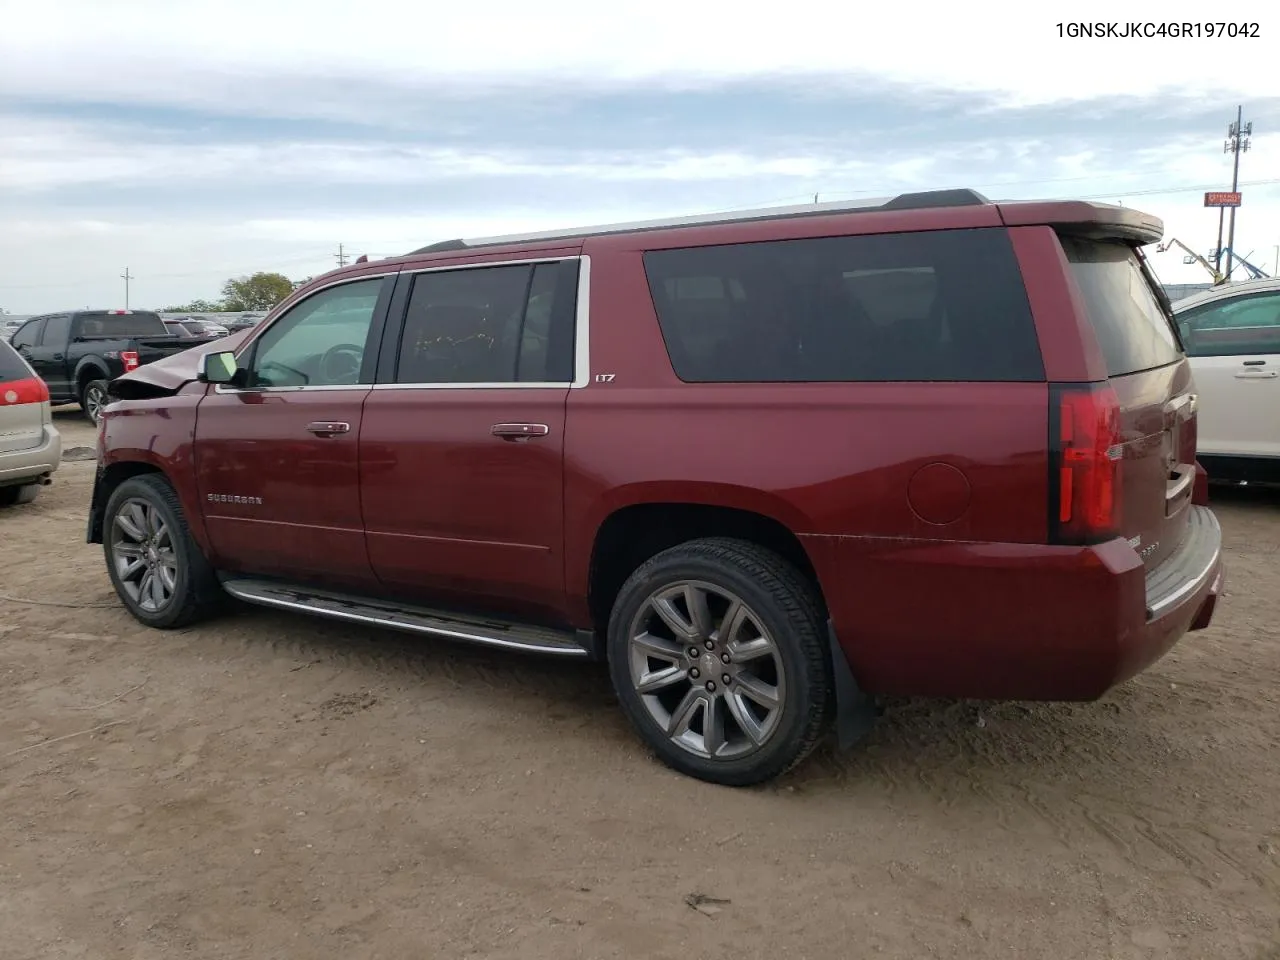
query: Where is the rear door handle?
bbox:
[306,421,350,436]
[491,422,549,441]
[1234,370,1278,379]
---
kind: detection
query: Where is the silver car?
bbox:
[0,338,61,505]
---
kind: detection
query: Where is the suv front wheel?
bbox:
[607,538,834,786]
[103,474,224,628]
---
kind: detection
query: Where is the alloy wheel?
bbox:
[627,580,786,760]
[109,498,179,613]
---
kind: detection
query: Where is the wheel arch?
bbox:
[74,358,110,391]
[583,497,825,637]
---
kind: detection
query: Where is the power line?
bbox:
[120,267,133,309]
[334,243,348,268]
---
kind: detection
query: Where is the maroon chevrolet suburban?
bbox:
[88,189,1224,785]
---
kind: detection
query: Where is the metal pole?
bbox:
[120,267,133,309]
[1213,209,1225,274]
[1225,105,1243,281]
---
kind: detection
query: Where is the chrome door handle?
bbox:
[491,422,549,441]
[306,421,350,436]
[1234,370,1277,379]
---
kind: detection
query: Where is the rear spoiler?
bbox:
[997,200,1163,246]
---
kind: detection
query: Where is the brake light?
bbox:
[121,350,139,372]
[1051,383,1122,543]
[0,376,50,405]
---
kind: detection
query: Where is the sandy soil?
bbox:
[1,410,1278,960]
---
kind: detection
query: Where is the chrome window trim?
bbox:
[377,253,590,391]
[213,255,592,395]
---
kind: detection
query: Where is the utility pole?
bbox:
[334,243,348,268]
[1222,105,1251,281]
[120,267,134,309]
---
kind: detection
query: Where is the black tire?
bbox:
[81,379,109,424]
[102,474,224,628]
[607,537,834,787]
[0,483,40,507]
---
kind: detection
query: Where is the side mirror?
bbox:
[197,350,240,385]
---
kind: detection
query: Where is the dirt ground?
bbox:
[1,410,1277,960]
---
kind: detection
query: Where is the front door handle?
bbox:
[491,422,549,441]
[306,421,350,437]
[1234,370,1278,379]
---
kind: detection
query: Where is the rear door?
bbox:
[1175,288,1280,458]
[360,256,580,622]
[1060,237,1195,569]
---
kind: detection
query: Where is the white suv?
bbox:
[0,338,61,505]
[1174,278,1280,483]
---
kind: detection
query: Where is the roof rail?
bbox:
[407,188,992,255]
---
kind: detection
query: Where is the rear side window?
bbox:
[395,260,578,384]
[74,312,168,338]
[1060,238,1182,376]
[0,340,32,383]
[643,228,1044,383]
[42,314,71,346]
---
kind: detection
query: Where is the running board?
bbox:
[220,578,592,657]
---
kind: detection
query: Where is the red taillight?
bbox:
[121,350,139,372]
[0,376,50,405]
[1052,383,1122,543]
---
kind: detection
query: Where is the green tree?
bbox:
[221,272,295,311]
[161,298,223,312]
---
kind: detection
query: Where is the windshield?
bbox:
[1060,237,1183,376]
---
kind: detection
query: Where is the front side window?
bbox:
[9,319,45,351]
[246,278,383,388]
[643,228,1044,383]
[1177,292,1280,357]
[395,260,576,384]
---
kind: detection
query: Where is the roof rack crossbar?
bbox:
[406,187,992,255]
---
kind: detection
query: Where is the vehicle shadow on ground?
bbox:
[203,600,1195,801]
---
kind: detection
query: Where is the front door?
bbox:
[1179,288,1280,458]
[193,274,395,587]
[23,314,72,400]
[360,257,580,623]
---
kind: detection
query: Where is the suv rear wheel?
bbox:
[607,538,833,786]
[103,474,224,628]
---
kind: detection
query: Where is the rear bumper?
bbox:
[812,505,1224,701]
[0,424,61,488]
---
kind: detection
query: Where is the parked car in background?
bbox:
[179,318,229,338]
[223,313,266,334]
[2,318,26,342]
[163,317,228,340]
[8,309,213,424]
[0,337,60,506]
[1173,278,1280,484]
[89,189,1223,786]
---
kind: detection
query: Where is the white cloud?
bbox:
[1,0,1275,117]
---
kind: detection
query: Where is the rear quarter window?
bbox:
[1060,238,1183,376]
[0,340,33,383]
[642,227,1045,383]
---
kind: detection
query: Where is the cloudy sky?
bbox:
[1,0,1278,313]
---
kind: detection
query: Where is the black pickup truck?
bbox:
[8,310,219,423]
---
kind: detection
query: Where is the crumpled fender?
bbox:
[107,329,251,400]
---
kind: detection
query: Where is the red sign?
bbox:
[1204,191,1242,207]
